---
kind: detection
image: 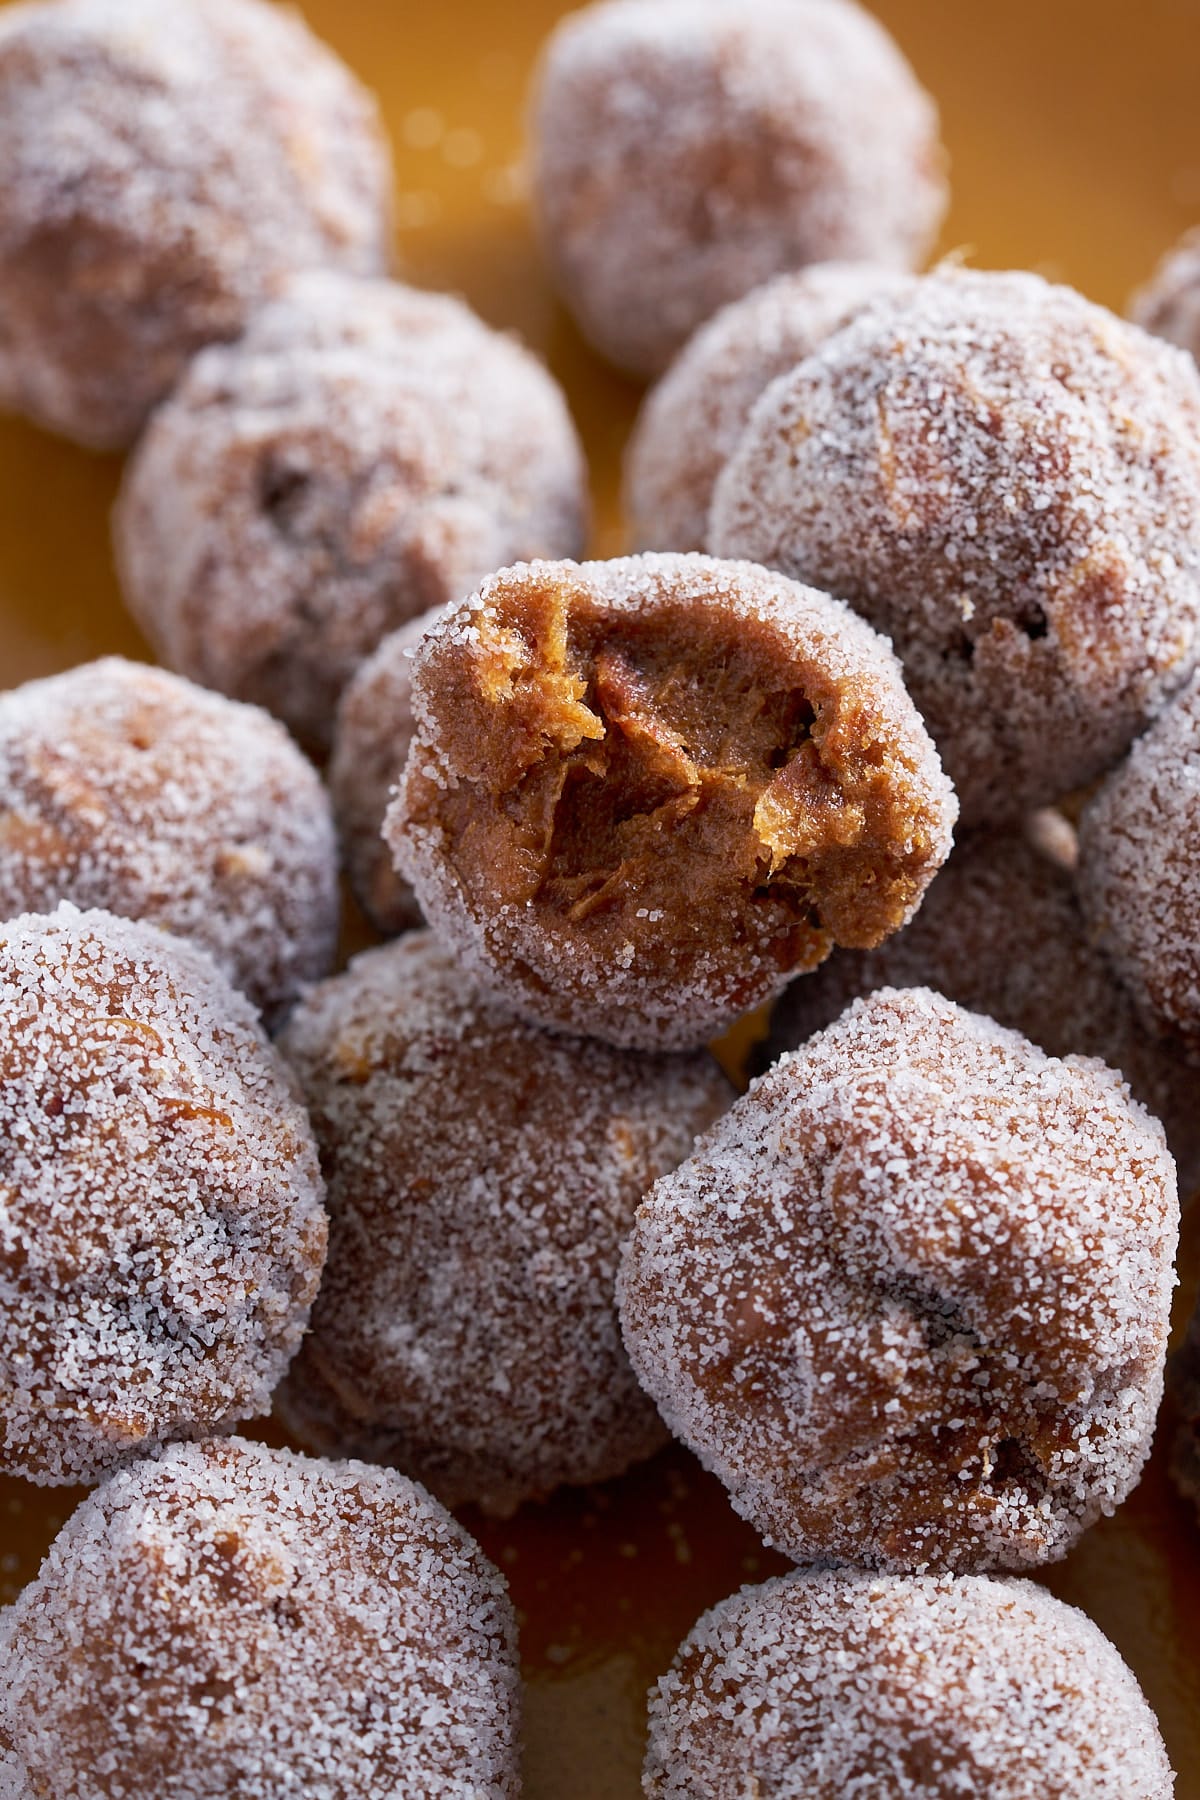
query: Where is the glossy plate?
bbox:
[2,0,1200,1793]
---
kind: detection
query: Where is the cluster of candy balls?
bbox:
[3,0,1200,1793]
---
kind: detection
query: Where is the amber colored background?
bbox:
[3,0,1200,1794]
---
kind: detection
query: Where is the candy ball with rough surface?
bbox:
[329,609,440,936]
[712,268,1200,822]
[1077,670,1200,1058]
[529,0,945,377]
[761,817,1200,1192]
[0,1438,520,1799]
[0,657,338,1023]
[0,906,327,1485]
[0,0,392,448]
[115,270,587,751]
[644,1568,1173,1799]
[625,262,914,552]
[386,553,957,1052]
[618,987,1178,1572]
[275,931,731,1514]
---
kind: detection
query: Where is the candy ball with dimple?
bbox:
[0,906,327,1485]
[618,986,1178,1572]
[644,1569,1173,1799]
[625,262,914,552]
[529,0,946,377]
[386,554,957,1052]
[115,269,588,752]
[0,657,338,1024]
[711,268,1200,822]
[275,931,731,1514]
[0,0,392,449]
[0,1438,521,1799]
[329,609,441,936]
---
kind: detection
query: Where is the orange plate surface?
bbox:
[3,0,1200,1793]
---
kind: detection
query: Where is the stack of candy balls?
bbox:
[1,0,1200,1793]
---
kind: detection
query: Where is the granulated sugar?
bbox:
[0,905,327,1485]
[619,986,1178,1571]
[0,1438,520,1798]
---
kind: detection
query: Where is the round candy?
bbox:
[761,819,1200,1193]
[711,268,1200,822]
[645,1569,1173,1799]
[1131,228,1200,364]
[0,657,338,1023]
[625,263,914,552]
[386,554,957,1052]
[114,270,587,751]
[618,986,1178,1572]
[0,0,391,448]
[0,1438,520,1799]
[0,906,327,1485]
[329,609,440,936]
[1077,671,1200,1057]
[275,931,730,1514]
[529,0,945,376]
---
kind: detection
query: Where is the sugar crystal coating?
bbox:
[762,818,1200,1194]
[114,269,587,751]
[276,931,731,1514]
[0,1438,520,1798]
[1077,671,1200,1057]
[1132,228,1200,366]
[329,609,442,936]
[0,906,327,1485]
[618,987,1178,1572]
[0,657,338,1024]
[0,0,392,448]
[0,1748,31,1800]
[0,1630,23,1800]
[529,0,945,376]
[644,1568,1174,1798]
[711,267,1200,822]
[387,554,957,1052]
[625,262,914,552]
[0,1671,31,1800]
